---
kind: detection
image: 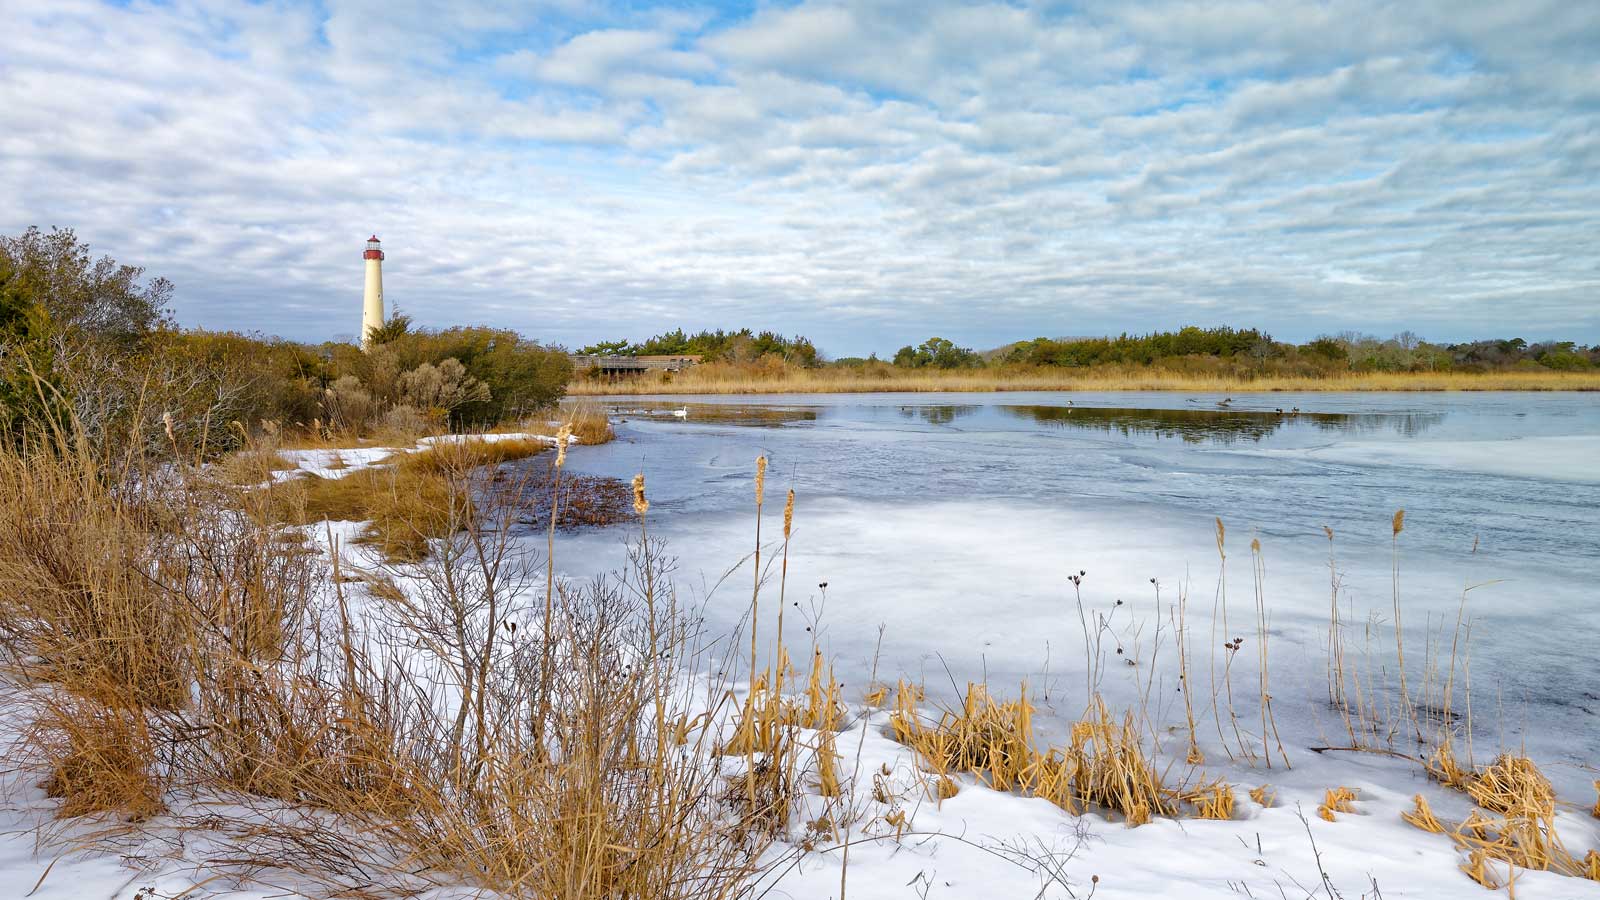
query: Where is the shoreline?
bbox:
[570,369,1600,396]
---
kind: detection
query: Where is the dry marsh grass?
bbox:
[888,681,1198,827]
[0,431,777,899]
[571,364,1600,395]
[35,695,165,820]
[264,436,580,561]
[268,460,467,561]
[506,402,616,445]
[1400,751,1600,890]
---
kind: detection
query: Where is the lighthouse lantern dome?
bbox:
[363,236,384,260]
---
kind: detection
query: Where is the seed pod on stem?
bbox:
[632,473,649,516]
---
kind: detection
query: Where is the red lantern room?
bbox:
[363,236,384,260]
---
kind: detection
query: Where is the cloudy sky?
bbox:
[1,0,1596,355]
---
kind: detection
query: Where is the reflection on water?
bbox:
[1000,404,1444,443]
[606,401,819,427]
[898,404,980,425]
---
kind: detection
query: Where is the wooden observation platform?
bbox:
[570,354,702,376]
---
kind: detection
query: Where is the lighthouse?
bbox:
[361,235,385,349]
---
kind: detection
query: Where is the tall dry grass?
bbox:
[507,401,617,444]
[571,363,1600,395]
[0,425,775,898]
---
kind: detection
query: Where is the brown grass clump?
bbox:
[35,696,164,820]
[1402,794,1446,833]
[400,435,551,473]
[219,447,296,485]
[1427,742,1475,790]
[1398,753,1600,891]
[799,650,846,731]
[566,403,615,444]
[1185,782,1236,820]
[891,682,1037,793]
[1063,698,1176,827]
[0,447,269,709]
[512,403,616,445]
[1249,784,1276,808]
[1317,787,1358,821]
[1467,755,1555,818]
[889,684,1180,827]
[723,652,847,759]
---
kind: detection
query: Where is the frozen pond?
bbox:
[536,391,1600,792]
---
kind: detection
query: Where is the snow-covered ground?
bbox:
[9,662,1598,899]
[272,432,568,482]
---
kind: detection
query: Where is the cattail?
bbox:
[1392,508,1405,536]
[162,411,175,444]
[754,456,768,506]
[782,488,795,539]
[555,424,572,468]
[632,473,649,516]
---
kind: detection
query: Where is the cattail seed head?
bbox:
[754,455,768,506]
[783,488,795,538]
[162,411,175,443]
[1392,509,1405,536]
[632,473,649,516]
[555,424,572,467]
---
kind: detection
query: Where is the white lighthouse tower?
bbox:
[361,235,385,349]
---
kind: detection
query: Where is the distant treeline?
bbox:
[2,227,568,457]
[996,328,1599,374]
[822,327,1599,376]
[580,328,820,365]
[586,325,1598,378]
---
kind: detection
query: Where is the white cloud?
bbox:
[0,0,1595,355]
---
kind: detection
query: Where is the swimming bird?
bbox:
[671,406,688,419]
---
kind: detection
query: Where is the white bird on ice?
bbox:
[672,407,688,418]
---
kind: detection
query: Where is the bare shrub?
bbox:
[374,402,433,442]
[397,357,490,416]
[323,374,377,434]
